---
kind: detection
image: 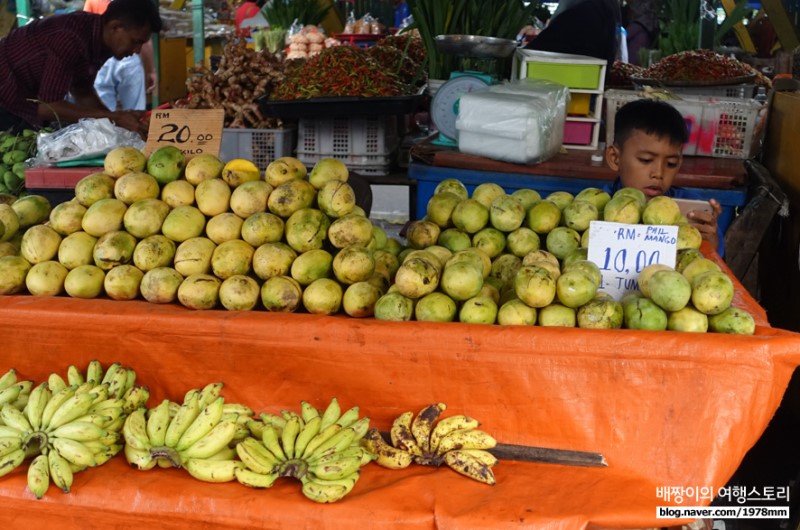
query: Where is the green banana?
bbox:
[0,368,16,390]
[49,421,108,443]
[0,436,23,458]
[335,406,360,428]
[293,416,321,459]
[124,443,157,471]
[261,424,287,461]
[197,382,224,410]
[300,423,342,460]
[85,360,103,384]
[41,387,76,430]
[47,373,67,393]
[280,416,301,459]
[46,392,98,431]
[308,455,362,481]
[0,447,25,478]
[66,365,85,386]
[300,401,320,422]
[1,403,32,433]
[122,408,151,451]
[319,398,341,430]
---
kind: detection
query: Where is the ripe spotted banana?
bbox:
[410,402,446,453]
[443,449,496,485]
[361,429,412,469]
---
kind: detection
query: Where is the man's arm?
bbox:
[37,87,147,137]
[139,40,157,95]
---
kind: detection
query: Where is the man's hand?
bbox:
[687,198,722,250]
[145,71,157,95]
[111,110,148,137]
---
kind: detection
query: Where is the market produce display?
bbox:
[0,148,754,333]
[609,60,644,88]
[363,402,499,485]
[271,46,416,100]
[371,179,755,333]
[0,361,148,498]
[178,38,286,128]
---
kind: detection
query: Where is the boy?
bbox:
[604,98,724,255]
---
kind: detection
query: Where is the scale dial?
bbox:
[430,75,490,142]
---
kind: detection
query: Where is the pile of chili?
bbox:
[270,46,412,100]
[642,49,752,83]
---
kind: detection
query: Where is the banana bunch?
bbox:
[0,368,34,414]
[0,129,38,195]
[361,403,499,485]
[123,382,249,483]
[237,398,374,503]
[51,361,149,414]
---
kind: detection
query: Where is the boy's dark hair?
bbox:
[613,98,688,147]
[103,0,163,33]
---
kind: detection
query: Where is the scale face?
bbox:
[430,75,490,143]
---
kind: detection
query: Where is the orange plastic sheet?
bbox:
[0,244,798,529]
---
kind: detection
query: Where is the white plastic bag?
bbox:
[33,118,145,166]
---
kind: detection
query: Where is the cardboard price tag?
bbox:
[586,220,678,301]
[144,108,224,160]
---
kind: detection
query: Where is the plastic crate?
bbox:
[513,49,607,90]
[218,127,296,170]
[604,89,766,159]
[296,116,399,175]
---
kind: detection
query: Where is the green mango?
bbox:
[7,150,26,164]
[0,183,10,195]
[3,171,22,191]
[12,162,25,176]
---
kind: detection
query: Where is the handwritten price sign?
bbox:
[586,220,678,300]
[144,108,224,160]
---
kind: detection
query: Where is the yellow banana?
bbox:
[49,421,108,443]
[308,455,362,481]
[236,437,280,474]
[52,438,97,468]
[146,399,172,447]
[410,402,446,453]
[319,398,341,430]
[259,412,286,431]
[0,382,22,406]
[41,387,76,430]
[47,448,73,492]
[46,392,98,431]
[0,426,23,438]
[235,466,279,488]
[196,382,224,410]
[1,403,32,433]
[206,446,237,461]
[123,367,137,394]
[93,444,122,465]
[88,384,109,404]
[106,367,128,400]
[164,392,200,448]
[300,401,320,423]
[103,416,125,434]
[47,373,67,393]
[261,424,287,461]
[0,447,25,478]
[293,416,321,458]
[300,423,341,460]
[182,458,240,483]
[122,385,149,413]
[73,413,113,428]
[122,408,151,451]
[308,445,372,466]
[0,436,22,458]
[246,419,265,440]
[11,392,28,411]
[429,415,480,454]
[85,360,103,384]
[124,444,157,471]
[436,428,497,455]
[280,416,301,459]
[335,406,360,429]
[27,453,50,499]
[361,429,412,469]
[456,448,498,467]
[100,362,121,385]
[221,403,253,418]
[175,396,225,452]
[89,397,125,415]
[23,382,50,431]
[0,368,16,390]
[179,419,238,460]
[66,365,85,386]
[443,449,496,485]
[73,382,94,396]
[390,411,423,456]
[301,474,351,503]
[280,409,304,427]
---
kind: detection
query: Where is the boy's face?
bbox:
[605,131,683,198]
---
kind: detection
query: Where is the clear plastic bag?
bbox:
[32,118,145,166]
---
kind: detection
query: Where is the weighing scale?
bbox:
[429,35,518,146]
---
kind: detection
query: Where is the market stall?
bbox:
[0,243,799,528]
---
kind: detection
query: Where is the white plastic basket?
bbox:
[604,89,765,159]
[297,116,398,155]
[218,127,296,170]
[631,83,756,99]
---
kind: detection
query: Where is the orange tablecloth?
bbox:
[0,246,797,529]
